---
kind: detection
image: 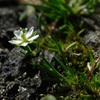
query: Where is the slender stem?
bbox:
[25,45,35,56]
[41,58,68,83]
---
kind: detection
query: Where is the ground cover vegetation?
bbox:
[8,0,100,99]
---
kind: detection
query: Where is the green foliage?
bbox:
[16,0,100,99]
[22,0,100,21]
[41,94,56,100]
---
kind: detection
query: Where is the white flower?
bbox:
[87,62,92,71]
[9,27,39,46]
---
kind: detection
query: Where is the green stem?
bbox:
[25,45,35,56]
[41,58,68,83]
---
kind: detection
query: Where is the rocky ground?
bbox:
[0,1,46,99]
[0,0,100,100]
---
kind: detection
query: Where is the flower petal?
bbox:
[8,40,22,45]
[28,35,39,41]
[14,30,21,39]
[21,42,28,46]
[20,30,23,38]
[26,27,34,38]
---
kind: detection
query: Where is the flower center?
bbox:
[21,33,28,42]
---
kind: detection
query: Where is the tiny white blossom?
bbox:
[87,62,92,71]
[9,27,39,47]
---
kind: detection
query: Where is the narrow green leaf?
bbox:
[87,49,94,67]
[65,42,77,51]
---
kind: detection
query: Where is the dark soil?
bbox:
[0,1,51,99]
[0,0,100,100]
